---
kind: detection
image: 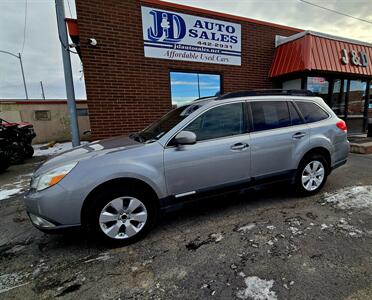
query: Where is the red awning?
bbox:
[269,31,372,78]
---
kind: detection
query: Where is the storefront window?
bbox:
[170,72,221,107]
[307,77,329,102]
[331,79,347,117]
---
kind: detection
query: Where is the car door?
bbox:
[163,102,251,198]
[248,100,310,179]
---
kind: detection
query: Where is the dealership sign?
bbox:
[141,6,241,66]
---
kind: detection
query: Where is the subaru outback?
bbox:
[25,90,349,245]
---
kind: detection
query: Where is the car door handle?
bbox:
[292,132,306,139]
[231,142,249,151]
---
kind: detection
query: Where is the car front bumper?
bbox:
[24,185,82,232]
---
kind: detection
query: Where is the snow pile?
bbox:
[0,173,32,201]
[323,185,372,210]
[237,276,277,300]
[33,142,88,157]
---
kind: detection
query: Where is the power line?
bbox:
[298,0,372,25]
[21,0,28,53]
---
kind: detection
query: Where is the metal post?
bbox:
[55,0,80,146]
[197,73,201,98]
[40,81,46,99]
[18,53,29,99]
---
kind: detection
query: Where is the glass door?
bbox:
[331,79,347,118]
[347,80,367,133]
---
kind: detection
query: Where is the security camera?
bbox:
[88,38,97,46]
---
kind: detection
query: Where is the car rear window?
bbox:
[250,101,291,132]
[296,101,329,123]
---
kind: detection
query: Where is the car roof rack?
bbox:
[217,89,314,100]
[193,95,218,102]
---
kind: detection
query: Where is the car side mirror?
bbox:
[174,131,197,146]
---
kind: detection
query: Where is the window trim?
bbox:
[165,101,248,148]
[293,100,331,124]
[288,101,306,126]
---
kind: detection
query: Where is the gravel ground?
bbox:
[0,154,372,300]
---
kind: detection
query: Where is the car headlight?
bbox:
[31,162,78,191]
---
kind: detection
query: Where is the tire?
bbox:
[295,154,329,196]
[0,155,10,172]
[10,150,25,165]
[85,185,158,246]
[25,144,34,159]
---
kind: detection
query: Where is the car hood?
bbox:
[35,135,143,176]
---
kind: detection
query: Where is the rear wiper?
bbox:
[129,132,145,143]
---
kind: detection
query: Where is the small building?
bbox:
[0,100,90,144]
[73,0,372,138]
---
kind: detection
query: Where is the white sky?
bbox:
[0,0,371,99]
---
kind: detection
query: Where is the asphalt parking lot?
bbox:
[0,154,372,300]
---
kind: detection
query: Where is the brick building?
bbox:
[74,0,372,138]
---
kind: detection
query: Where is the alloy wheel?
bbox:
[99,196,148,239]
[301,160,325,191]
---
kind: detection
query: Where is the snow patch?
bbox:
[0,188,23,201]
[237,276,277,300]
[0,173,32,201]
[0,272,30,294]
[33,142,88,157]
[288,226,302,235]
[323,185,372,211]
[238,223,256,232]
[320,224,329,230]
[211,233,223,242]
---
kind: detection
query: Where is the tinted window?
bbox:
[296,101,329,123]
[288,102,304,125]
[184,103,244,141]
[251,101,291,132]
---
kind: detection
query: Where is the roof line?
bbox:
[141,0,302,33]
[276,30,372,48]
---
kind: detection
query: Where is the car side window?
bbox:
[288,102,305,125]
[295,101,329,123]
[250,101,291,132]
[184,103,244,141]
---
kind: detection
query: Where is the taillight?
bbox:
[336,120,347,132]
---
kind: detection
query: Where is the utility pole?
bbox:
[40,81,45,99]
[18,53,29,99]
[0,50,28,99]
[55,0,80,146]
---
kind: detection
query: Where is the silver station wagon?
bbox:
[25,90,349,245]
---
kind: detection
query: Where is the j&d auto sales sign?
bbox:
[141,6,242,66]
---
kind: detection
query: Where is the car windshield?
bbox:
[133,103,204,142]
